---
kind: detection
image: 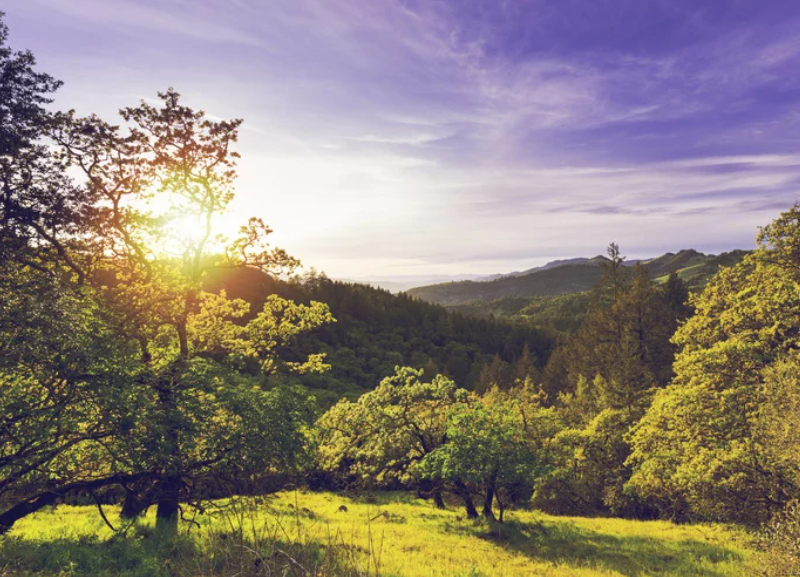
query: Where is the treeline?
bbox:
[449,292,593,333]
[205,266,554,405]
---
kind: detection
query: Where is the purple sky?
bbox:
[5,0,800,278]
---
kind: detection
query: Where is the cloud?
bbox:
[20,0,268,47]
[6,0,800,276]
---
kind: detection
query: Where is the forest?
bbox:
[0,12,798,576]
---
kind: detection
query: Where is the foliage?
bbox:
[206,269,555,404]
[0,13,70,266]
[535,406,643,517]
[756,354,800,484]
[759,500,800,577]
[556,262,684,396]
[419,386,551,521]
[318,369,555,521]
[0,264,136,512]
[753,352,800,572]
[0,14,332,536]
[628,205,800,524]
[316,367,464,495]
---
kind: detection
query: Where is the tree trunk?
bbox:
[155,476,180,535]
[454,481,478,519]
[176,322,189,359]
[462,494,478,519]
[433,489,446,510]
[483,485,496,521]
[156,501,178,534]
[155,351,183,537]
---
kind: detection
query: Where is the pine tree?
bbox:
[512,343,540,385]
[661,271,692,322]
[422,358,439,381]
[478,355,508,392]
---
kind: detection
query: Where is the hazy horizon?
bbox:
[4,0,798,278]
[344,246,752,292]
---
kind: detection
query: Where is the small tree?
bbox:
[317,367,464,508]
[419,387,549,522]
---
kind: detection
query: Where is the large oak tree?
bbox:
[0,14,332,535]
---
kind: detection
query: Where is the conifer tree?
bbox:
[512,343,540,386]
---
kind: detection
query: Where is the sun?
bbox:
[142,193,226,256]
[141,191,249,258]
[168,213,207,245]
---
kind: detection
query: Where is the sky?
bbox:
[4,0,800,279]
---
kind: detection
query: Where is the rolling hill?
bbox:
[407,249,749,307]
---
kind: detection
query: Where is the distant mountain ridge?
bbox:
[347,256,644,293]
[406,249,749,307]
[482,255,648,281]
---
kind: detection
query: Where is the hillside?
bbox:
[647,249,749,287]
[408,249,749,307]
[451,292,594,333]
[203,268,554,403]
[407,257,609,306]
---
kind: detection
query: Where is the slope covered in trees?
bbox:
[205,267,555,405]
[449,292,594,333]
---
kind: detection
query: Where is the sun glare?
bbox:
[143,193,231,256]
[168,214,207,245]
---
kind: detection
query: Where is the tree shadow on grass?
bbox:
[0,533,181,577]
[0,529,339,577]
[475,517,746,577]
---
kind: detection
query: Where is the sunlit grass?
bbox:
[1,491,760,576]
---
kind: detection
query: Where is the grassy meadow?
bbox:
[0,491,760,577]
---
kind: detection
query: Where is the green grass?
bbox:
[0,491,760,577]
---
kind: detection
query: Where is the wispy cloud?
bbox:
[5,0,800,276]
[21,0,268,47]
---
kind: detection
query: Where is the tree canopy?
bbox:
[628,206,800,524]
[0,17,333,535]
